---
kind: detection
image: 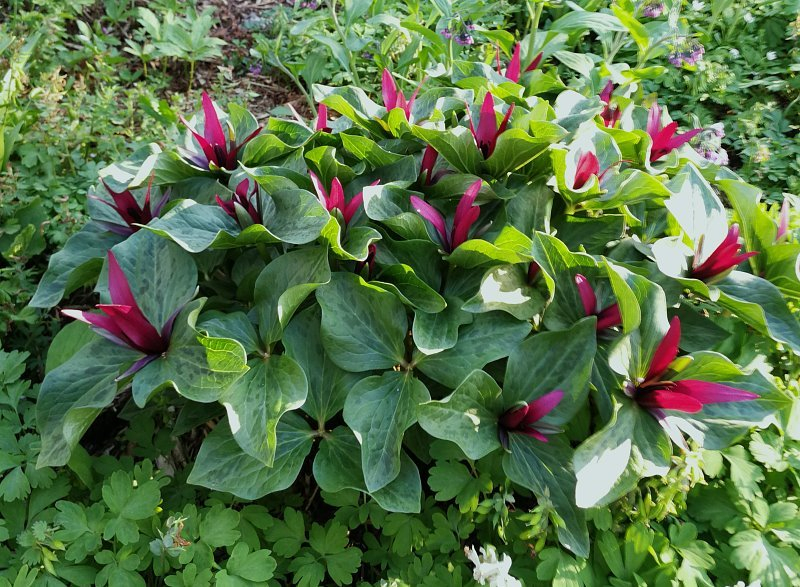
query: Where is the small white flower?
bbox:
[729,48,740,58]
[766,51,777,61]
[465,545,522,587]
[743,13,755,24]
[692,0,705,10]
[709,122,725,138]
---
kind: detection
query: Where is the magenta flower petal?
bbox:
[201,92,227,147]
[421,144,439,184]
[315,103,330,132]
[62,308,132,347]
[382,69,398,111]
[453,180,482,227]
[410,196,449,249]
[665,127,702,152]
[637,388,704,413]
[647,104,662,138]
[521,428,549,442]
[97,305,164,354]
[596,303,622,330]
[180,118,218,166]
[506,43,522,82]
[406,77,426,118]
[524,389,564,423]
[670,379,759,404]
[451,205,480,250]
[525,51,543,73]
[574,274,597,317]
[600,81,615,104]
[574,151,600,189]
[646,316,681,381]
[308,171,328,207]
[497,102,515,137]
[328,177,346,212]
[475,93,498,156]
[107,251,138,308]
[500,403,530,429]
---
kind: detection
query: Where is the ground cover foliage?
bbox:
[1,0,800,585]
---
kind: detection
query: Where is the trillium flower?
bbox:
[690,224,757,281]
[91,178,169,236]
[599,81,621,128]
[309,171,379,227]
[573,152,600,189]
[410,179,482,253]
[381,69,424,121]
[499,390,563,446]
[420,144,440,185]
[627,317,758,443]
[528,261,541,283]
[500,43,543,83]
[315,103,332,133]
[180,92,262,171]
[574,274,622,330]
[468,92,514,158]
[216,179,261,227]
[355,244,378,280]
[62,252,174,374]
[646,104,701,162]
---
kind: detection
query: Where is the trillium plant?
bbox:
[32,40,799,562]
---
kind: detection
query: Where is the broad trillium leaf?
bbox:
[343,371,430,493]
[188,414,313,499]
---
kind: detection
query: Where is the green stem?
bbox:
[187,60,195,93]
[526,1,543,59]
[271,51,314,112]
[328,0,361,86]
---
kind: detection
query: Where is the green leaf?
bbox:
[664,163,728,250]
[550,10,625,34]
[132,299,249,406]
[317,272,408,372]
[45,321,96,373]
[343,371,430,492]
[241,133,295,166]
[313,427,421,513]
[198,311,261,355]
[412,299,472,355]
[715,271,800,355]
[340,134,405,167]
[223,542,277,583]
[37,339,140,467]
[188,413,313,499]
[102,472,159,520]
[221,356,308,466]
[610,4,649,54]
[30,223,123,308]
[573,400,671,508]
[730,530,800,585]
[284,306,360,426]
[503,317,596,418]
[319,217,382,261]
[415,313,531,388]
[462,264,546,320]
[371,264,447,313]
[200,505,240,548]
[718,179,776,272]
[254,246,331,343]
[447,225,532,269]
[417,370,502,460]
[307,522,362,586]
[485,126,565,176]
[503,435,589,558]
[411,126,481,175]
